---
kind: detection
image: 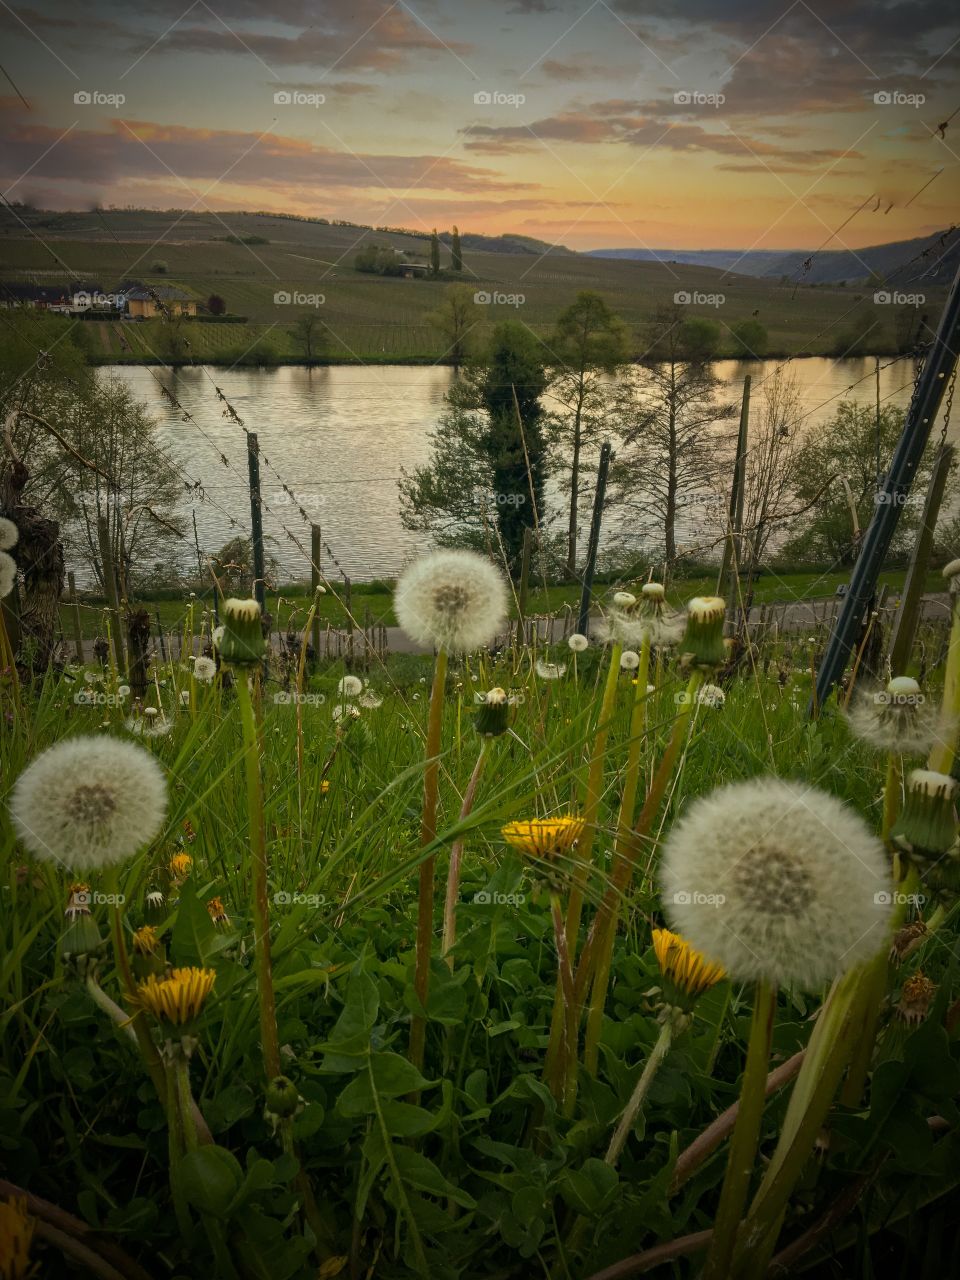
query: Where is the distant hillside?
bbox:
[439,230,575,256]
[588,228,959,286]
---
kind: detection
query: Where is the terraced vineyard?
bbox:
[0,208,940,361]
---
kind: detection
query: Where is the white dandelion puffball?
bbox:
[333,703,361,722]
[698,684,726,708]
[179,690,190,707]
[661,777,892,989]
[568,633,589,652]
[337,675,363,698]
[193,656,217,683]
[620,650,641,671]
[0,551,15,598]
[359,690,383,708]
[0,517,18,551]
[394,550,508,652]
[211,625,225,649]
[536,659,566,680]
[9,735,168,872]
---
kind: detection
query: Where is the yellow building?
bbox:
[124,285,197,319]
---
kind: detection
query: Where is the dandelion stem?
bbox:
[543,641,622,1103]
[165,1055,192,1243]
[409,645,448,1079]
[928,586,960,774]
[235,670,281,1083]
[442,740,488,968]
[583,632,652,1075]
[703,979,776,1280]
[605,1015,673,1166]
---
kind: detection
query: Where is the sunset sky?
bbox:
[0,0,957,251]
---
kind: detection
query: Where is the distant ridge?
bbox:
[586,229,959,286]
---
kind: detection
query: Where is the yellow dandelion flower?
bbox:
[320,779,331,794]
[168,852,193,883]
[501,816,585,862]
[206,896,230,927]
[132,924,160,955]
[652,927,725,1012]
[0,1196,36,1280]
[135,967,216,1026]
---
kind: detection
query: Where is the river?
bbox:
[111,356,922,583]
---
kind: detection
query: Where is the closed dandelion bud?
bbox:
[652,927,725,1016]
[60,911,104,965]
[475,687,510,737]
[265,1074,303,1120]
[891,769,958,861]
[682,596,727,667]
[219,597,266,666]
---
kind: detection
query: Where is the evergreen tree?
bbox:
[430,229,441,277]
[451,225,463,272]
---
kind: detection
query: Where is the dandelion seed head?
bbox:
[337,675,363,698]
[333,703,361,722]
[567,633,589,652]
[642,582,665,601]
[0,517,19,550]
[394,550,507,652]
[846,677,940,756]
[697,684,726,708]
[0,551,15,598]
[620,650,641,670]
[661,777,891,988]
[193,657,217,683]
[9,736,167,872]
[211,626,225,649]
[535,659,566,680]
[358,690,383,708]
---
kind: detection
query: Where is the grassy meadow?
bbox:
[1,209,941,363]
[2,563,959,1279]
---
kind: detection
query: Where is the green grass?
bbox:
[2,595,957,1278]
[2,209,942,362]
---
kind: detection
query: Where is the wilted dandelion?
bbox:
[134,966,216,1026]
[895,971,936,1024]
[332,703,361,722]
[359,690,383,708]
[0,516,19,550]
[206,896,230,927]
[394,549,507,652]
[133,924,160,956]
[125,710,172,739]
[846,676,940,755]
[168,852,193,884]
[9,736,167,872]
[661,777,892,988]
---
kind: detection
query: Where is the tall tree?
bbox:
[430,229,441,278]
[613,305,734,567]
[451,225,463,272]
[293,312,327,362]
[398,321,548,571]
[548,291,627,577]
